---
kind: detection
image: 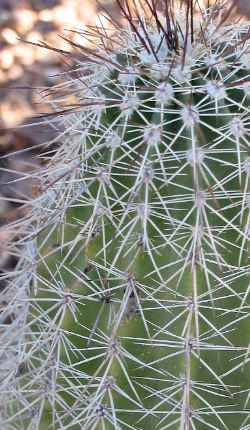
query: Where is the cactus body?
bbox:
[1,2,250,429]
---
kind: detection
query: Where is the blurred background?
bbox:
[0,0,113,128]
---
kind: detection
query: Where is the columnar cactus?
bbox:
[1,1,250,429]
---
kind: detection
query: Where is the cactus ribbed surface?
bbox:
[1,1,250,429]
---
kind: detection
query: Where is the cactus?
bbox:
[1,1,250,429]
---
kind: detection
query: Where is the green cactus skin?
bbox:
[1,1,250,429]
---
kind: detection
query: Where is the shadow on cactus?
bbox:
[1,0,250,429]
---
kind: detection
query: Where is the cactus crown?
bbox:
[1,1,250,429]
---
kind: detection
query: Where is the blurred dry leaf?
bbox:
[233,0,250,18]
